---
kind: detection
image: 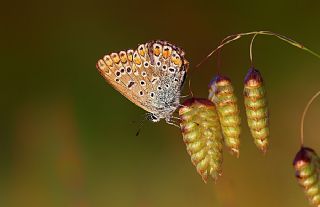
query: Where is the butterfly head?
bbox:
[146,114,161,122]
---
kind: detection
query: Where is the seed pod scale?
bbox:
[208,75,241,157]
[179,98,223,182]
[244,68,269,153]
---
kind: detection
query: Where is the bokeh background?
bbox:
[2,0,320,206]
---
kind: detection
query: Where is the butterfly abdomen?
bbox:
[244,68,269,153]
[179,98,223,182]
[209,75,241,157]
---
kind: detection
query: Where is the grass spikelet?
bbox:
[293,147,320,206]
[179,98,223,182]
[208,75,241,157]
[244,68,269,153]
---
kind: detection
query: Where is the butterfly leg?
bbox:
[166,121,180,128]
[170,116,181,120]
[180,94,191,98]
[165,117,180,128]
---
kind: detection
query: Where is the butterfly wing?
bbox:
[145,40,189,114]
[96,49,153,113]
[96,40,189,116]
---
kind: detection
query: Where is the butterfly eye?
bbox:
[144,61,149,67]
[149,114,160,122]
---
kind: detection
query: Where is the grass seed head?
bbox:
[179,98,223,182]
[208,75,241,157]
[244,68,269,153]
[293,147,320,206]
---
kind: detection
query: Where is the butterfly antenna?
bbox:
[136,127,142,136]
[135,121,144,136]
[131,113,148,124]
[135,114,149,136]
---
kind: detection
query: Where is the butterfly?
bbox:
[96,40,189,124]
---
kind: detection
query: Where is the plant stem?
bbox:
[196,31,320,68]
[300,90,320,146]
[249,33,258,67]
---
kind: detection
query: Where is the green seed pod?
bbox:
[293,147,320,206]
[244,68,269,153]
[179,98,223,182]
[208,75,241,157]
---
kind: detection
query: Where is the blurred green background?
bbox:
[2,0,320,206]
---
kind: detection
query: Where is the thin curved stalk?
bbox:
[300,90,320,146]
[196,31,320,68]
[249,33,258,67]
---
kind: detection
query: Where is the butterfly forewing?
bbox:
[96,40,189,122]
[97,49,151,112]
